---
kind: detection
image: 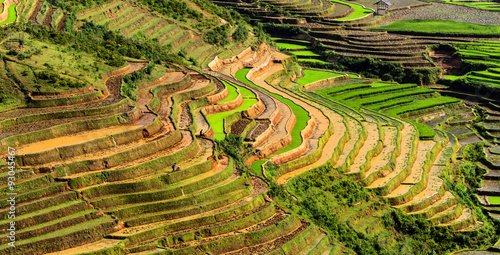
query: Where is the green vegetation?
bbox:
[489,196,500,204]
[443,75,462,80]
[235,68,310,154]
[121,63,166,100]
[374,20,500,35]
[384,97,460,116]
[296,69,343,86]
[218,81,238,104]
[289,50,320,56]
[315,81,460,139]
[329,0,372,21]
[428,0,500,12]
[299,59,330,64]
[0,4,17,26]
[276,42,309,49]
[206,83,257,140]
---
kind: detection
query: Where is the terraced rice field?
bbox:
[375,19,500,35]
[328,0,372,20]
[0,3,17,26]
[434,0,500,12]
[3,0,500,253]
[489,196,500,204]
[236,68,310,154]
[296,69,344,85]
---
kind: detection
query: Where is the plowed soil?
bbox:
[43,7,56,28]
[231,118,251,136]
[57,14,68,32]
[250,120,270,140]
[29,0,43,24]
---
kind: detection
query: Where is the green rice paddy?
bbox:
[276,42,309,50]
[235,68,310,155]
[290,50,320,56]
[219,81,239,104]
[296,69,344,86]
[207,83,258,141]
[0,4,17,26]
[443,75,463,80]
[373,20,500,35]
[329,0,372,21]
[315,81,459,139]
[299,59,330,64]
[488,196,500,204]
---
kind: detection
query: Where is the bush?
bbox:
[232,25,249,42]
[203,24,231,46]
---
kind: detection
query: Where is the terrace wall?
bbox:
[271,118,316,165]
[208,47,253,71]
[303,74,350,91]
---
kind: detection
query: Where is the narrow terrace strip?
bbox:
[277,107,346,185]
[347,122,380,174]
[334,117,360,168]
[15,120,150,155]
[366,122,416,189]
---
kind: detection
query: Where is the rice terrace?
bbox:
[1,0,500,254]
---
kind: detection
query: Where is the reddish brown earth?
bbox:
[429,50,462,75]
[42,7,56,28]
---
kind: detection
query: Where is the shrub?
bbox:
[203,24,231,46]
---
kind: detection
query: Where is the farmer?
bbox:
[176,166,181,171]
[199,129,203,137]
[213,141,217,148]
[172,163,176,171]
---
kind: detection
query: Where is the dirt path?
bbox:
[347,122,380,174]
[366,122,416,189]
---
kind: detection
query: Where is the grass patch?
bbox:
[373,19,500,35]
[296,69,344,86]
[235,68,310,154]
[0,4,17,26]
